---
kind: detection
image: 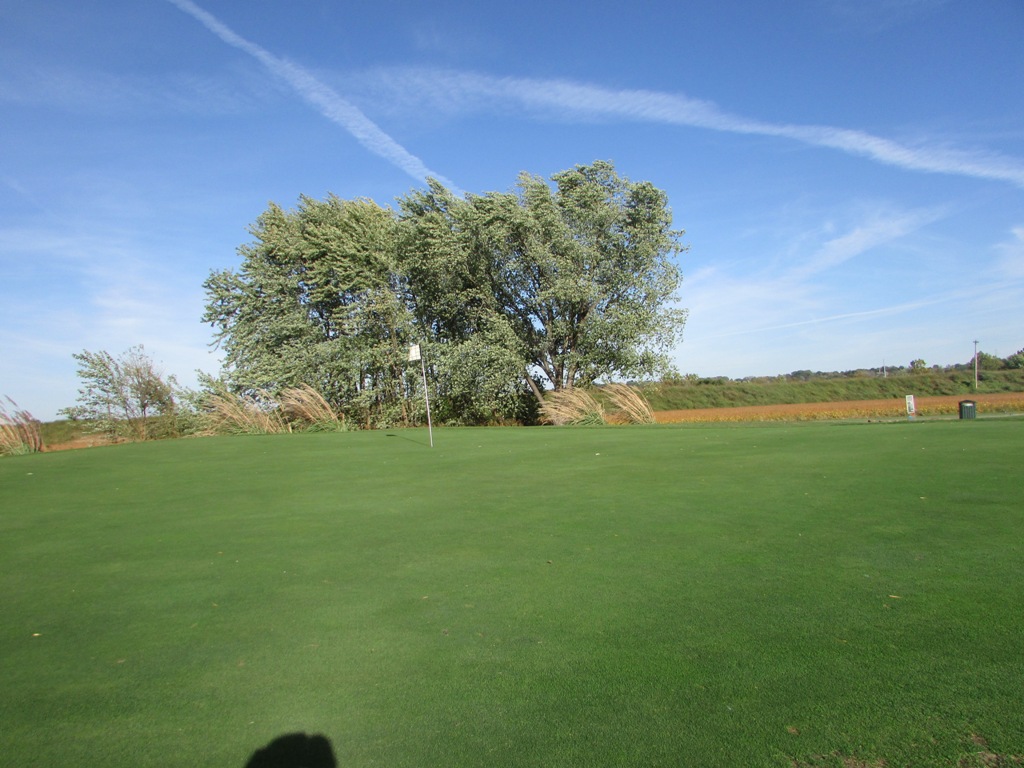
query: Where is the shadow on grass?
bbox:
[385,431,431,448]
[244,733,336,768]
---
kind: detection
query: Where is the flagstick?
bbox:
[409,343,433,448]
[419,353,433,448]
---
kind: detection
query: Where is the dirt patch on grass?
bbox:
[791,756,887,768]
[43,435,116,452]
[655,392,1024,424]
[789,734,1024,768]
[959,734,1024,767]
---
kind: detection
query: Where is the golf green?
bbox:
[1,420,1022,766]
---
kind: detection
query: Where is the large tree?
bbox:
[396,180,536,422]
[203,195,418,426]
[203,162,687,425]
[399,161,687,393]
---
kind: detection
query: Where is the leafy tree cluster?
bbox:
[976,349,1024,370]
[203,162,687,426]
[765,347,1024,382]
[60,346,179,440]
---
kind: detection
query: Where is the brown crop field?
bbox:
[654,392,1024,423]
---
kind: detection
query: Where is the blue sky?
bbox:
[2,0,1022,421]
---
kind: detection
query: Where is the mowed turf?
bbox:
[1,421,1022,767]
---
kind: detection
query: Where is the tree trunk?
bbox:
[525,372,545,406]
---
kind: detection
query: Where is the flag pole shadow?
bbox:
[385,430,433,447]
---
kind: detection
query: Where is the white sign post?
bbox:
[409,344,433,447]
[905,394,915,419]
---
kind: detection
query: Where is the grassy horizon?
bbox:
[2,422,1022,766]
[644,369,1024,411]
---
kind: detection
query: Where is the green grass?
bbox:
[2,421,1022,767]
[38,418,87,446]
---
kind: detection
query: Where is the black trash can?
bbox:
[959,400,977,420]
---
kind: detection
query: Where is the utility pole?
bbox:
[973,340,979,391]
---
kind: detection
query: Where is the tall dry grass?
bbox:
[539,384,656,426]
[204,388,286,434]
[603,384,655,424]
[279,384,345,431]
[204,384,346,434]
[539,387,606,426]
[1,397,43,455]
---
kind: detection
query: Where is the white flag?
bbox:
[408,344,421,362]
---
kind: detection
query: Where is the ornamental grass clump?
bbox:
[0,397,43,455]
[204,388,286,434]
[279,384,346,431]
[539,387,606,426]
[603,383,655,424]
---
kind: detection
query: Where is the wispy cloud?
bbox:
[792,207,944,278]
[0,223,218,419]
[678,204,948,348]
[0,65,265,116]
[993,226,1024,279]
[0,226,198,338]
[2,176,53,215]
[166,0,461,193]
[676,257,1015,376]
[695,294,954,341]
[364,68,1024,189]
[825,0,952,32]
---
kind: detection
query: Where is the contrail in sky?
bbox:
[165,1,1024,192]
[482,74,1024,188]
[376,69,1024,189]
[695,295,959,341]
[166,0,461,193]
[518,79,1024,189]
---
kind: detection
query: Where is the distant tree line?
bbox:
[772,349,1024,382]
[659,348,1024,389]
